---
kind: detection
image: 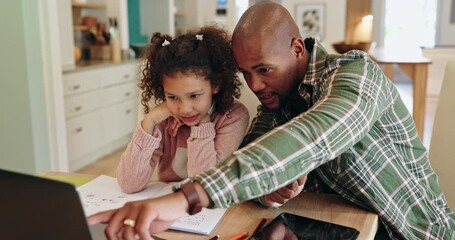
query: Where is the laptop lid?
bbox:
[0,169,93,240]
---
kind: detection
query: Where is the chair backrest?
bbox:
[422,47,455,96]
[429,60,455,209]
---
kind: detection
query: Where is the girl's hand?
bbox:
[167,117,183,137]
[142,103,172,134]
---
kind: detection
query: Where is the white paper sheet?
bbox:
[78,175,226,235]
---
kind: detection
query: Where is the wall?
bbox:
[371,0,385,47]
[0,0,51,174]
[140,0,174,36]
[437,0,455,45]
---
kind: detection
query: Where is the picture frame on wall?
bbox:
[295,3,325,40]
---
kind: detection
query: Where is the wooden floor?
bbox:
[75,146,125,177]
[76,65,439,177]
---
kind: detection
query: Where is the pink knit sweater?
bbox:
[117,101,250,193]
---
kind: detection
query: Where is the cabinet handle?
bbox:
[72,85,80,90]
[124,92,131,97]
[123,74,130,79]
[125,109,131,114]
[73,127,83,134]
[74,106,82,112]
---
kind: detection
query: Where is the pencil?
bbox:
[228,231,249,240]
[209,234,220,240]
[250,218,267,237]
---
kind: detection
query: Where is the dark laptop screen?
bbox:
[0,169,92,240]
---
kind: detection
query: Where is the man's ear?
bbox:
[291,38,305,59]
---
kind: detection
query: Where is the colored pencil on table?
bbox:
[228,231,249,240]
[250,218,267,237]
[209,234,220,240]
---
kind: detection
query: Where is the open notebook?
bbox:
[78,175,227,235]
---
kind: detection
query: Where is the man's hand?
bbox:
[88,192,188,240]
[88,182,211,240]
[261,175,307,208]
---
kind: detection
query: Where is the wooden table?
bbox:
[155,192,378,240]
[40,172,379,240]
[369,46,432,139]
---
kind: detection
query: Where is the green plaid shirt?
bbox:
[194,40,454,239]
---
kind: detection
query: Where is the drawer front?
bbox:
[101,63,138,87]
[118,82,139,102]
[102,82,139,107]
[102,85,121,107]
[101,99,138,142]
[65,91,102,118]
[63,70,101,96]
[66,112,103,161]
[117,99,139,137]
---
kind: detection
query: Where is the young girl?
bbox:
[117,26,250,193]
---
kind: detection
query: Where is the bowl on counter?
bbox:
[332,41,371,54]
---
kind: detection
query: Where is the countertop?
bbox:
[62,58,140,74]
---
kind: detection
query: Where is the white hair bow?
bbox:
[162,39,170,46]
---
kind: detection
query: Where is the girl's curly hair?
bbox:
[139,25,242,115]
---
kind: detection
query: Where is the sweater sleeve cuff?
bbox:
[132,122,161,149]
[190,122,216,138]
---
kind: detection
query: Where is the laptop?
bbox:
[0,168,106,240]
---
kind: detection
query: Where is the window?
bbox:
[384,0,437,47]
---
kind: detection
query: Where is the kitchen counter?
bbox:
[62,58,141,74]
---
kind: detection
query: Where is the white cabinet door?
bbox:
[117,99,139,137]
[66,111,103,161]
[101,99,138,143]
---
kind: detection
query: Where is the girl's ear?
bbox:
[212,85,220,94]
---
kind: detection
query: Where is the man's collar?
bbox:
[301,39,330,87]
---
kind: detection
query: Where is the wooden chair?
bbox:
[429,60,455,209]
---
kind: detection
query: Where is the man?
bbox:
[89,2,454,239]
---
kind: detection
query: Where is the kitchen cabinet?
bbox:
[63,61,139,171]
[58,0,129,67]
[71,2,106,31]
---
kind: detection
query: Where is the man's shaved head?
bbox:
[233,2,301,48]
[231,2,309,110]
